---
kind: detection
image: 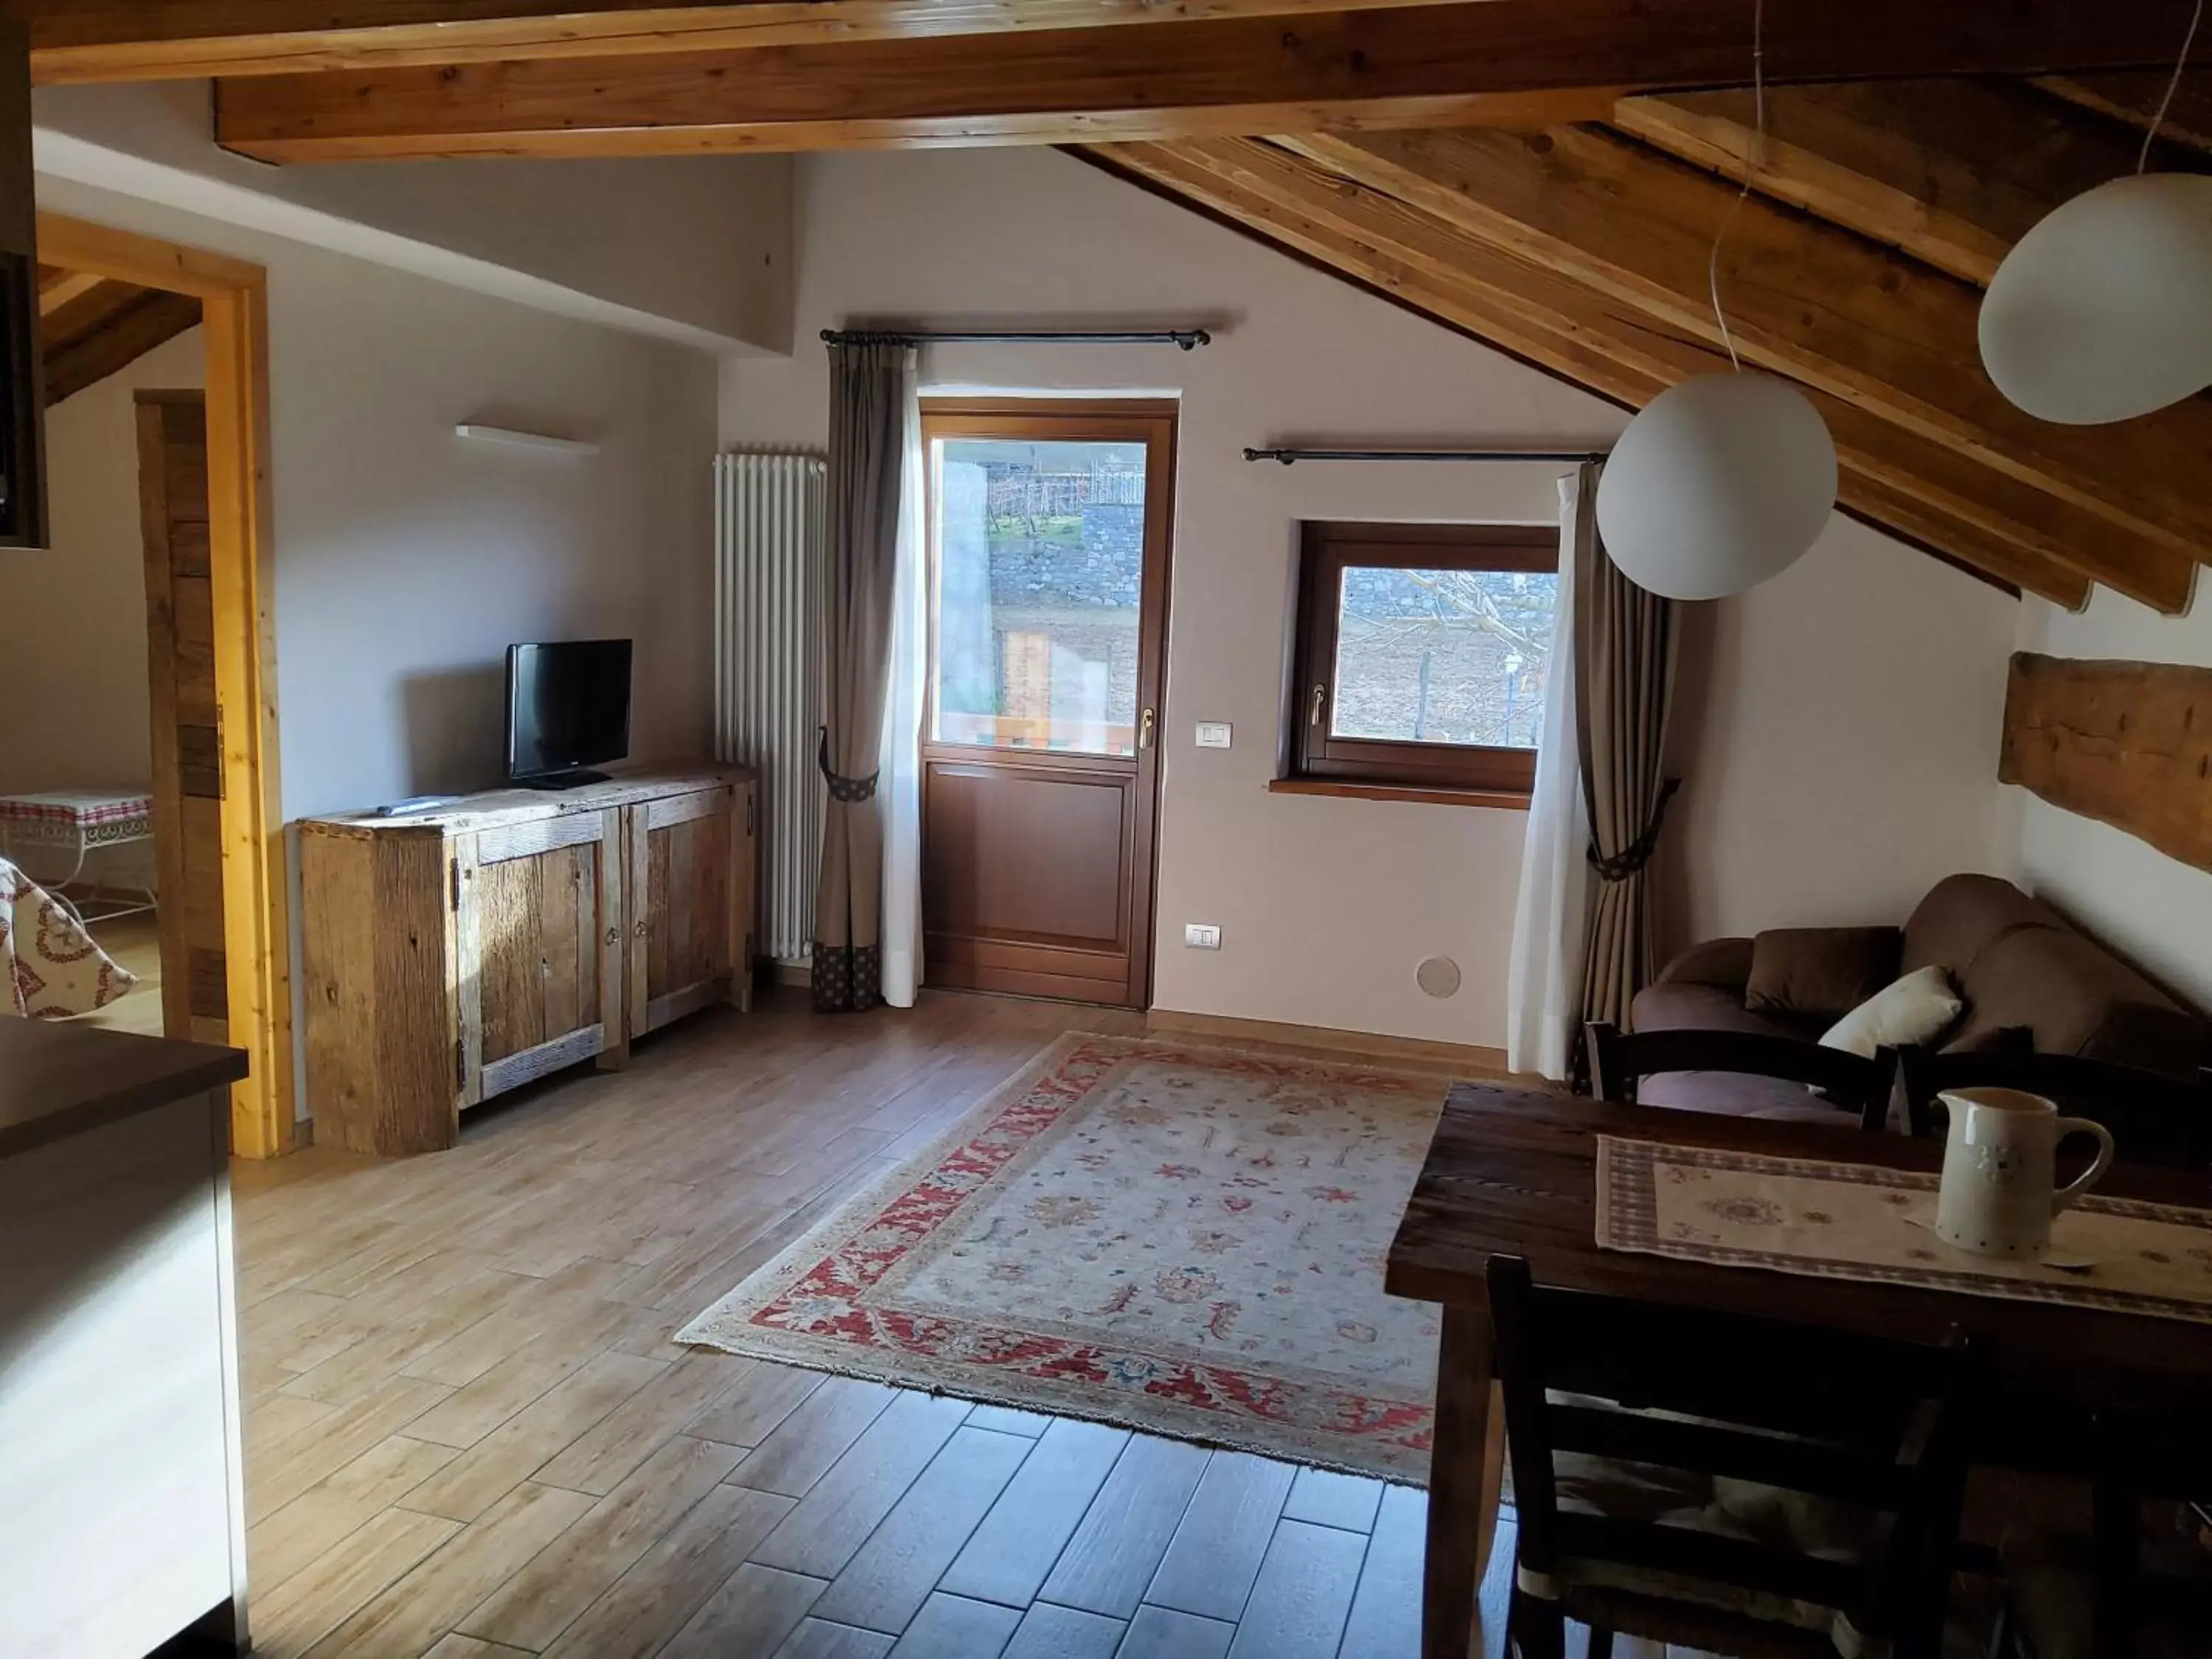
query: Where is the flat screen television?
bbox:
[506,639,633,787]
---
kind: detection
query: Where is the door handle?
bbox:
[1310,683,1327,727]
[1139,708,1156,750]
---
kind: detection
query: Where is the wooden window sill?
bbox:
[1267,777,1531,811]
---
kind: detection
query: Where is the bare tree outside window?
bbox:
[1287,523,1559,798]
[1332,565,1558,750]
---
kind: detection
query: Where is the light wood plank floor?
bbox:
[232,990,1520,1659]
[79,908,165,1037]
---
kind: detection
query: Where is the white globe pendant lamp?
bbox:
[1585,0,1836,602]
[1596,372,1838,601]
[1979,171,2212,425]
[1979,0,2211,425]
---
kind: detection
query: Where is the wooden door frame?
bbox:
[917,396,1176,1009]
[38,212,291,1158]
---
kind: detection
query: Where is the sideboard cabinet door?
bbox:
[625,785,745,1038]
[457,806,625,1103]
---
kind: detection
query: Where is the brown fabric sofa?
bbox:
[1630,874,2208,1120]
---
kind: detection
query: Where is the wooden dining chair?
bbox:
[1997,1411,2212,1659]
[1896,1048,2212,1172]
[1488,1253,1983,1659]
[1586,1022,1901,1132]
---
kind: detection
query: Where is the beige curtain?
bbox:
[811,339,917,1012]
[1573,459,1682,1032]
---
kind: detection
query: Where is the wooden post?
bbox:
[0,20,47,549]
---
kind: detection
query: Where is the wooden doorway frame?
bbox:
[37,212,291,1158]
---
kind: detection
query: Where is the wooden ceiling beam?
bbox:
[32,0,2211,87]
[24,0,1464,83]
[2037,72,2212,156]
[1088,136,2096,610]
[206,0,2212,162]
[1281,125,2208,611]
[41,285,204,406]
[36,264,104,313]
[1610,80,2171,288]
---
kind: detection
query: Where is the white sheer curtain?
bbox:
[1504,466,1596,1080]
[875,367,928,1007]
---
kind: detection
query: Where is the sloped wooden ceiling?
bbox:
[15,0,2211,605]
[38,265,202,406]
[1088,80,2212,613]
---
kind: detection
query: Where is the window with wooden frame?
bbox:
[1284,522,1560,805]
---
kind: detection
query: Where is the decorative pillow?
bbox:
[1744,927,1902,1021]
[1819,965,1965,1060]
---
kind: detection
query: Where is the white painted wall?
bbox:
[33,175,722,824]
[35,173,722,1119]
[723,147,2021,1047]
[0,327,207,890]
[2008,587,2212,1012]
[1661,514,2018,946]
[35,80,794,353]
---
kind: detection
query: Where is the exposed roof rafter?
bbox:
[200,0,2208,164]
[23,0,2207,91]
[39,273,204,405]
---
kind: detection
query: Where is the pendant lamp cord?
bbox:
[2139,0,2205,173]
[1707,0,1766,372]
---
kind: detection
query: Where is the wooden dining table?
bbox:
[1388,1079,2212,1659]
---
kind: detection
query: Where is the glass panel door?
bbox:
[931,437,1149,757]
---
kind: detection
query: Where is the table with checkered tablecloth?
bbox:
[0,790,158,922]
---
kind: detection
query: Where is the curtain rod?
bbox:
[1242,446,1607,465]
[823,327,1211,350]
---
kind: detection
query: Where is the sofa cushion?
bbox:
[1627,984,1844,1120]
[1635,1069,1860,1123]
[1745,928,1902,1022]
[1631,982,1821,1043]
[1901,873,2061,978]
[1819,966,1964,1060]
[1952,925,2205,1078]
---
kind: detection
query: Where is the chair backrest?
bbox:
[1587,1021,1899,1132]
[2074,1411,2212,1659]
[1896,1047,2212,1172]
[1488,1254,1981,1659]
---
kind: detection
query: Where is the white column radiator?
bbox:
[714,452,827,965]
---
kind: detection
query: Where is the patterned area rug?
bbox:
[679,1032,1447,1482]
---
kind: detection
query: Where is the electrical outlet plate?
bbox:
[1194,721,1233,749]
[1183,923,1222,950]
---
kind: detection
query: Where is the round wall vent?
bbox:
[1416,956,1462,999]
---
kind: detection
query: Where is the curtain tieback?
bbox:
[817,726,880,803]
[1587,776,1680,883]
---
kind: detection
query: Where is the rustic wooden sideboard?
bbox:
[298,765,757,1155]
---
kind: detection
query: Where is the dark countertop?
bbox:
[0,1016,248,1161]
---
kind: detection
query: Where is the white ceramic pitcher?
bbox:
[1935,1087,2115,1259]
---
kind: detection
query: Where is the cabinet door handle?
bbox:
[634,920,648,939]
[605,926,619,946]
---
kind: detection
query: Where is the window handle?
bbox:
[1139,708,1156,750]
[1310,683,1327,728]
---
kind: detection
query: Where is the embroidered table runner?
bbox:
[1596,1136,2212,1323]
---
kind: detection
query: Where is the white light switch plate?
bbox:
[1194,721,1233,749]
[1183,923,1222,950]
